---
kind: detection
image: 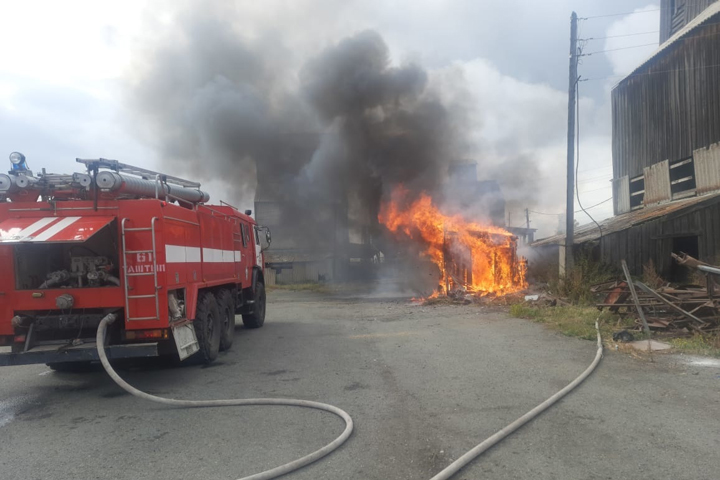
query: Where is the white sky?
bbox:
[0,0,661,237]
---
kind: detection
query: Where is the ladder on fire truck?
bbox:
[121,217,161,321]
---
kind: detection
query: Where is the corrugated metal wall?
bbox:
[600,198,720,275]
[612,20,720,180]
[613,176,630,214]
[694,142,720,194]
[643,160,672,205]
[660,0,718,43]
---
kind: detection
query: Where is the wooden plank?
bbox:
[622,260,652,337]
[635,281,708,325]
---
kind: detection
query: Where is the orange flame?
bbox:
[379,186,526,296]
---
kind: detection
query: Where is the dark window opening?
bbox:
[670,157,696,198]
[630,175,645,209]
[670,235,699,283]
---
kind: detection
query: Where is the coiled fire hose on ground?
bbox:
[96,314,603,480]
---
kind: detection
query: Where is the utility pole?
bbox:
[525,208,530,230]
[565,11,579,276]
[525,208,533,244]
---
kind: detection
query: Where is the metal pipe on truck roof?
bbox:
[0,174,39,193]
[96,171,210,204]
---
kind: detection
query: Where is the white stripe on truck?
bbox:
[165,245,239,264]
[31,217,80,242]
[5,217,58,241]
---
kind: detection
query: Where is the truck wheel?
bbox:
[193,291,221,364]
[242,282,266,329]
[217,289,235,351]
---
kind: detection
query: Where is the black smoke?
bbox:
[125,5,478,273]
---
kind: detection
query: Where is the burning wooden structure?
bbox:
[379,187,526,297]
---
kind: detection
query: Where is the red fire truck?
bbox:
[0,153,270,369]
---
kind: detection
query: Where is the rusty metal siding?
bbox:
[644,160,672,205]
[613,176,630,215]
[612,18,720,181]
[694,142,720,194]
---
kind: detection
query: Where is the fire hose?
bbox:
[96,314,603,480]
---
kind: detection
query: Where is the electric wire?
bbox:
[581,42,658,56]
[574,75,604,243]
[581,62,720,82]
[581,31,659,41]
[579,164,612,173]
[578,174,613,184]
[580,9,661,20]
[580,185,613,195]
[582,25,720,58]
[529,197,612,217]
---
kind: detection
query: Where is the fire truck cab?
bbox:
[0,154,269,369]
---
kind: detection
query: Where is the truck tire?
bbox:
[192,291,221,364]
[217,289,235,351]
[242,282,266,329]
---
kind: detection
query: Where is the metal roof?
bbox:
[614,2,720,87]
[531,192,720,247]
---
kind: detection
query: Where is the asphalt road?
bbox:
[1,290,719,480]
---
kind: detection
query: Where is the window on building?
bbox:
[670,157,696,199]
[629,175,645,209]
[670,0,686,35]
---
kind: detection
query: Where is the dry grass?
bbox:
[642,259,665,289]
[266,283,331,293]
[509,303,720,357]
[548,255,617,305]
[667,335,720,357]
[509,304,620,340]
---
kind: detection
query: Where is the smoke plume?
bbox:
[126,7,468,242]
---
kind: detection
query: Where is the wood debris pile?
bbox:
[594,253,719,334]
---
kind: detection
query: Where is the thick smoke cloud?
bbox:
[297,31,463,214]
[127,10,468,242]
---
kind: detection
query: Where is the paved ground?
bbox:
[1,290,719,480]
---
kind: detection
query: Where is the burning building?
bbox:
[379,186,526,297]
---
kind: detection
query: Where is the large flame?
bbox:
[379,186,526,296]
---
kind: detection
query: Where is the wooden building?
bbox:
[534,2,720,278]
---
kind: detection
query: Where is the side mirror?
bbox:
[245,209,252,216]
[258,226,271,252]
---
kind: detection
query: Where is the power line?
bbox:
[581,42,658,56]
[580,9,661,20]
[579,185,613,194]
[581,30,659,41]
[529,197,613,217]
[581,62,720,82]
[575,79,603,242]
[580,25,720,70]
[578,173,613,182]
[581,197,613,210]
[578,165,612,173]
